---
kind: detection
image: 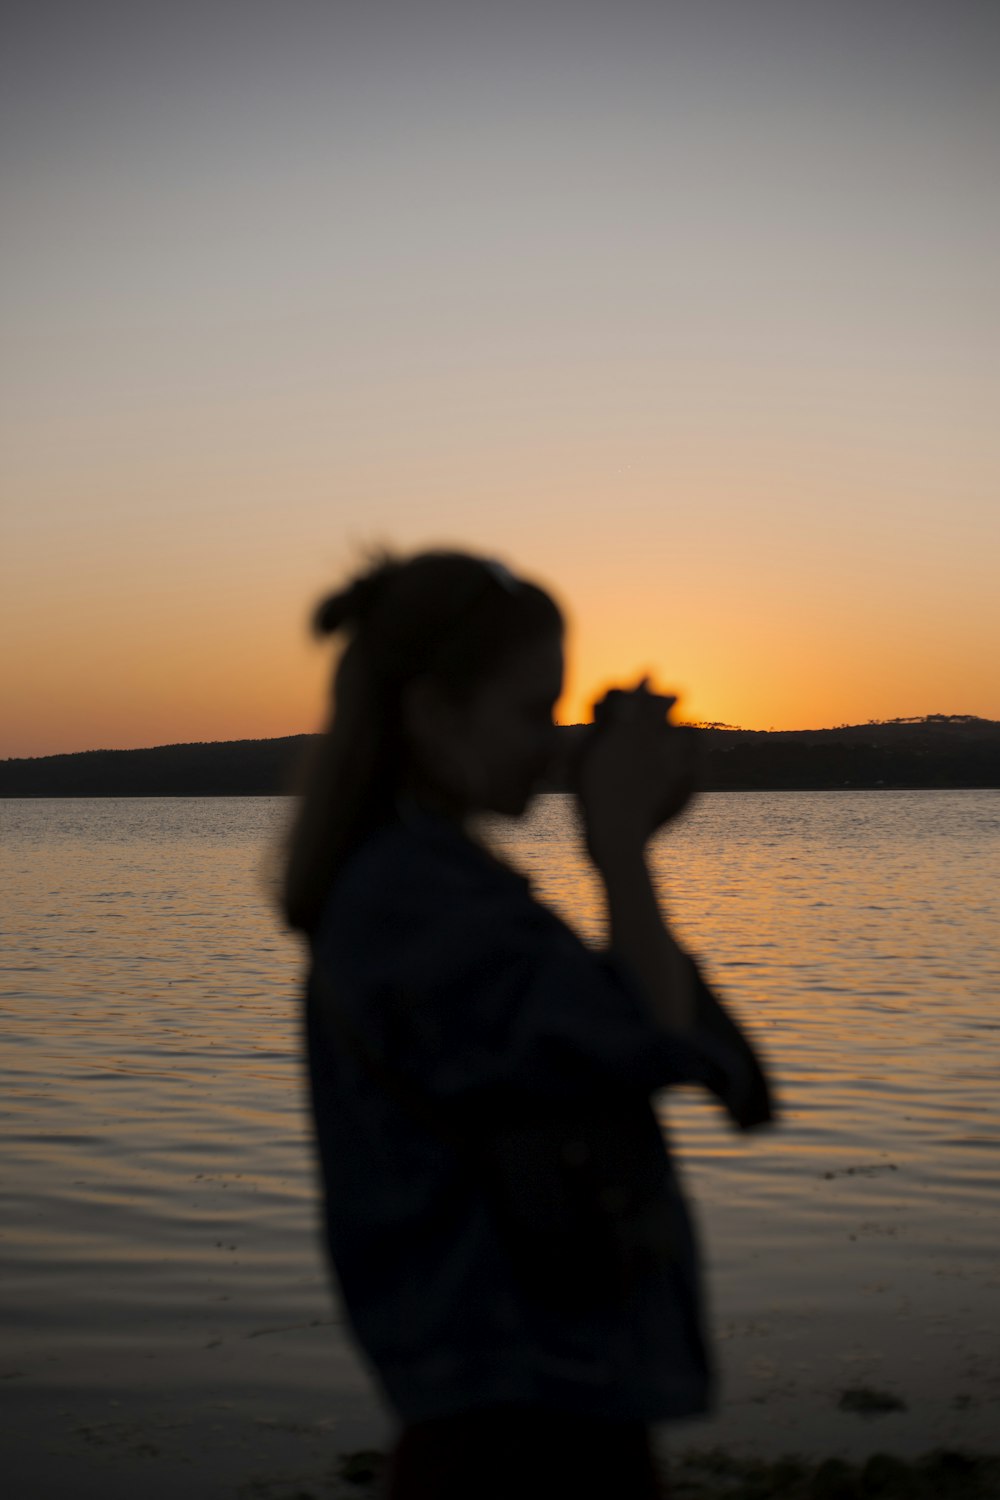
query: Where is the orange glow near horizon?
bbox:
[4,519,999,759]
[4,444,1000,757]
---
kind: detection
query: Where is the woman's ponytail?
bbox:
[312,556,400,638]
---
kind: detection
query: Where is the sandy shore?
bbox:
[1,1323,389,1500]
[4,1281,1000,1500]
[5,1172,999,1498]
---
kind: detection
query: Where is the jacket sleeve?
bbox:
[314,836,773,1125]
[687,958,775,1129]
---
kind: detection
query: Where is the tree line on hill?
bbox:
[1,716,997,796]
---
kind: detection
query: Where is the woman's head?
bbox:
[282,549,563,932]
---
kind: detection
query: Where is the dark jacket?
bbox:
[306,806,773,1423]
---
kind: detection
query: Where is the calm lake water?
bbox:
[1,790,999,1479]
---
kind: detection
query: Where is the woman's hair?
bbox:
[281,549,563,934]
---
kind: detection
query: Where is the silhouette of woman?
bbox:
[282,549,773,1500]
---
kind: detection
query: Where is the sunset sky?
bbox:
[3,0,998,758]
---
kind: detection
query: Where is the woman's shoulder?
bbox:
[318,809,531,939]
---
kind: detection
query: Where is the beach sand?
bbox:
[4,1252,999,1500]
[4,1154,999,1499]
[1,1321,388,1500]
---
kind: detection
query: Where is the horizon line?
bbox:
[4,713,998,764]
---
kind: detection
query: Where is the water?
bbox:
[1,791,999,1488]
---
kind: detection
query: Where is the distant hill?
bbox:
[2,716,998,796]
[0,735,312,798]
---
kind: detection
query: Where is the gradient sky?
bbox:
[3,0,998,757]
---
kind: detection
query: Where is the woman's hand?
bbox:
[575,680,698,867]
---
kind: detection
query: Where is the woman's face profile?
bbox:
[408,631,564,817]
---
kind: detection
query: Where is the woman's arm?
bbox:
[594,840,696,1034]
[576,684,774,1123]
[576,683,700,1036]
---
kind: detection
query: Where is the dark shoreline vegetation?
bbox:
[1,716,998,798]
[331,1444,1000,1500]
